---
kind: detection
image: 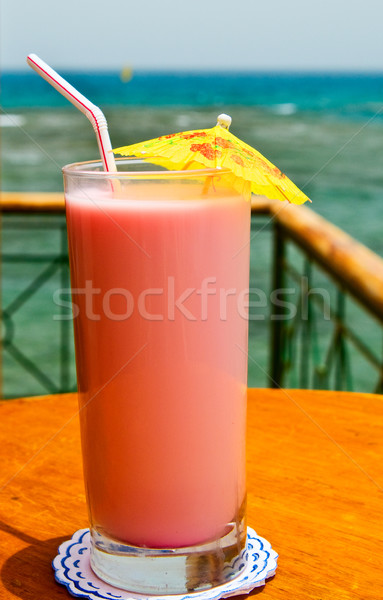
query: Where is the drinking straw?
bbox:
[27,54,117,172]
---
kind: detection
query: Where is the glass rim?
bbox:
[62,157,232,180]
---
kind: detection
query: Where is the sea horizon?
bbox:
[2,70,383,113]
[3,66,383,74]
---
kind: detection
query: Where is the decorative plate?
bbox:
[53,527,278,600]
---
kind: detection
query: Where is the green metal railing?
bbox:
[1,193,383,398]
[268,206,383,393]
[1,199,76,398]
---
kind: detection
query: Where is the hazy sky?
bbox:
[1,0,383,71]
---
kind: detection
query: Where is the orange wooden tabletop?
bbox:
[0,388,382,600]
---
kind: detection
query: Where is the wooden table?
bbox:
[0,389,382,599]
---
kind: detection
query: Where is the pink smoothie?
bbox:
[66,180,250,548]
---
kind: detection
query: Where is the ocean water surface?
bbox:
[1,71,383,396]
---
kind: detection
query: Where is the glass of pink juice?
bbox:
[63,158,251,594]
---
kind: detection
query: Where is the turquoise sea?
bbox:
[1,71,383,396]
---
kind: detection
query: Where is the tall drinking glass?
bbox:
[63,158,251,594]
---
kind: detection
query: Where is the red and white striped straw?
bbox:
[27,54,117,172]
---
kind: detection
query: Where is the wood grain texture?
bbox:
[0,389,382,599]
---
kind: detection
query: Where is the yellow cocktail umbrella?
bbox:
[113,114,310,205]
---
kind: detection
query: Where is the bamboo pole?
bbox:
[0,192,65,212]
[265,199,383,322]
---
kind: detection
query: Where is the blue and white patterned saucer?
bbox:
[52,527,278,600]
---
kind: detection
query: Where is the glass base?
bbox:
[90,518,247,595]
